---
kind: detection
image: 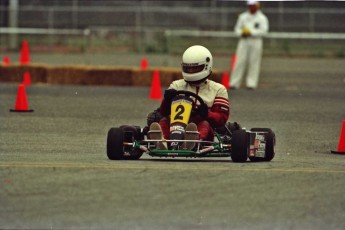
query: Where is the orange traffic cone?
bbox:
[149,69,162,100]
[140,57,148,70]
[331,120,345,154]
[3,56,10,65]
[10,84,34,112]
[221,72,230,90]
[19,40,30,65]
[23,72,31,86]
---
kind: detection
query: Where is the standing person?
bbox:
[149,45,230,150]
[230,0,269,90]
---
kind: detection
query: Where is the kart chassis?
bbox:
[107,90,275,162]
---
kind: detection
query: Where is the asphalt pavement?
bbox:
[1,57,345,229]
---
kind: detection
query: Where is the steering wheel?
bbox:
[173,90,206,111]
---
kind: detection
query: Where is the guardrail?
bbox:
[2,27,344,40]
[164,30,345,40]
[0,27,89,35]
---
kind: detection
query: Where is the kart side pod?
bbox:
[231,128,276,163]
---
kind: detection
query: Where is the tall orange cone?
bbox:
[19,40,30,65]
[149,69,162,100]
[331,120,345,154]
[10,84,34,112]
[140,57,148,70]
[221,72,230,89]
[3,56,10,65]
[23,72,31,86]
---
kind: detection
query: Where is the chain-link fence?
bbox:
[0,0,344,57]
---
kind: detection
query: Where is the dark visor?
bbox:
[182,64,205,74]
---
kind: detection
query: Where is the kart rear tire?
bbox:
[249,128,275,162]
[231,130,248,162]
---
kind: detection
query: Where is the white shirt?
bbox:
[234,10,269,38]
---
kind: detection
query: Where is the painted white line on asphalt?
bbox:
[1,161,345,174]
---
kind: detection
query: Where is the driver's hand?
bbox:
[197,103,208,119]
[241,27,251,37]
[164,89,177,102]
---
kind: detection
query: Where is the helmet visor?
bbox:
[182,64,205,74]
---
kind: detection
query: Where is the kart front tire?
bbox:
[107,126,143,160]
[119,125,143,160]
[231,130,248,162]
[107,127,125,160]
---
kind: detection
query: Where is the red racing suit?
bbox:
[159,79,230,141]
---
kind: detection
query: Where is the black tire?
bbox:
[231,130,248,162]
[107,126,143,160]
[249,128,276,162]
[107,127,125,160]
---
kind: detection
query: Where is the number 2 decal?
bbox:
[174,105,184,120]
[170,99,192,125]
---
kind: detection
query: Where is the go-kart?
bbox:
[107,90,275,162]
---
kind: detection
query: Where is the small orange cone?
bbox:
[10,84,34,112]
[149,69,162,100]
[331,120,345,154]
[23,72,31,86]
[140,58,148,70]
[19,40,30,65]
[221,72,230,90]
[3,56,10,65]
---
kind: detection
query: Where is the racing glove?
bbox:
[197,103,208,119]
[164,89,178,102]
[241,27,251,37]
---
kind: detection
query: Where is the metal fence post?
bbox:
[8,0,18,50]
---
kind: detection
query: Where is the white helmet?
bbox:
[182,45,213,83]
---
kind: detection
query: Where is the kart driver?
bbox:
[149,45,230,150]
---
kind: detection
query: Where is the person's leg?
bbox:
[182,122,199,150]
[246,39,263,89]
[230,39,248,89]
[197,120,214,141]
[148,122,167,150]
[159,117,170,139]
